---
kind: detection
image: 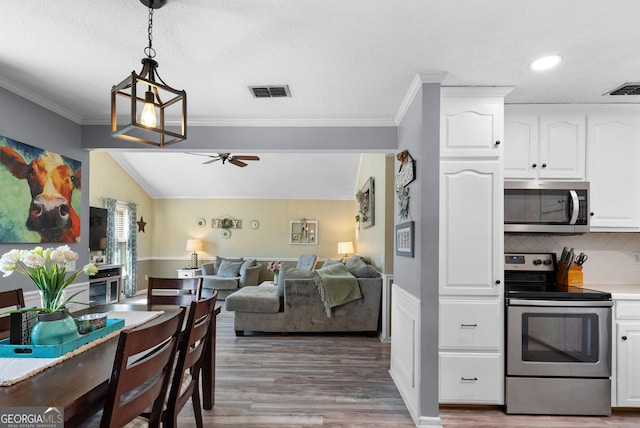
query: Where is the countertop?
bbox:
[583,284,640,300]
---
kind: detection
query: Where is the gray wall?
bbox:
[0,86,88,292]
[396,82,441,419]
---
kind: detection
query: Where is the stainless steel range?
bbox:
[504,252,613,416]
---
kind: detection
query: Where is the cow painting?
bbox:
[0,136,81,243]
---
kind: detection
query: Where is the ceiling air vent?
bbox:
[249,85,291,98]
[606,82,640,96]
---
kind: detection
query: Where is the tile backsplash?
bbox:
[505,233,640,285]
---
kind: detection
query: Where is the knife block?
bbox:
[557,261,583,287]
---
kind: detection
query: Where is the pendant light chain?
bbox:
[144,6,156,59]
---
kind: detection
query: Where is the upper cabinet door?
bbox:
[441,88,510,159]
[538,114,586,179]
[588,113,640,231]
[504,113,538,179]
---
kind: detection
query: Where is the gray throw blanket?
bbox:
[313,263,362,317]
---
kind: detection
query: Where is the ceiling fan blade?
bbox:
[203,158,220,164]
[232,155,260,161]
[229,159,248,167]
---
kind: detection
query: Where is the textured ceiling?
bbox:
[2,0,640,198]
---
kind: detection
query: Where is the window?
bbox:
[114,202,129,278]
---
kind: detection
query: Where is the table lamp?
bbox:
[338,241,354,263]
[186,239,204,269]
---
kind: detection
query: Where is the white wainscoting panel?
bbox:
[390,283,422,424]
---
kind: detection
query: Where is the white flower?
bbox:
[49,249,67,264]
[0,259,15,277]
[83,263,98,276]
[1,249,21,263]
[22,252,46,268]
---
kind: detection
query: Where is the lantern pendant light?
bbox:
[111,0,187,147]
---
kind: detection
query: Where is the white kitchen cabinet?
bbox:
[439,299,504,404]
[616,322,640,407]
[504,109,586,180]
[439,161,503,296]
[614,299,640,407]
[438,88,507,405]
[440,87,510,159]
[439,353,502,404]
[587,112,640,231]
[440,299,502,350]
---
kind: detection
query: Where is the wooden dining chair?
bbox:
[98,308,186,428]
[147,277,203,310]
[162,291,218,428]
[0,288,25,340]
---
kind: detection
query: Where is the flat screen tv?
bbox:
[89,207,108,252]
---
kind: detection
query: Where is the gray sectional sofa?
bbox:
[225,256,382,336]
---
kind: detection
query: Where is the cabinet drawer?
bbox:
[440,300,502,350]
[177,269,200,279]
[440,353,503,404]
[616,301,640,320]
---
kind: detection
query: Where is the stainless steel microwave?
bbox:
[504,181,590,234]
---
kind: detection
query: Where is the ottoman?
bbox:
[224,285,285,335]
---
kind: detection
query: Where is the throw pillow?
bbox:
[345,255,379,278]
[276,265,315,298]
[240,258,257,274]
[217,260,243,277]
[214,256,243,273]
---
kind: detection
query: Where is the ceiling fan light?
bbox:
[529,55,563,71]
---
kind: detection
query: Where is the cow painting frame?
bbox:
[0,135,82,244]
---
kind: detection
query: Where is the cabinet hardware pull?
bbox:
[542,163,547,168]
[461,377,478,381]
[495,140,501,146]
[622,336,628,341]
[460,323,478,327]
[495,280,501,285]
[532,163,537,168]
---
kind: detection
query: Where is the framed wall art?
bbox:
[0,135,82,243]
[356,177,375,229]
[290,219,318,245]
[395,221,414,258]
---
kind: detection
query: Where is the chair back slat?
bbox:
[100,308,185,428]
[0,289,25,339]
[147,277,203,310]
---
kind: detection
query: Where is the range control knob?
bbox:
[543,259,553,265]
[533,259,543,266]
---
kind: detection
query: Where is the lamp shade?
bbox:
[186,239,204,252]
[338,241,354,255]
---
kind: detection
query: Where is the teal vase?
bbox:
[31,311,80,345]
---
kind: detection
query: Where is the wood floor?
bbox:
[174,306,640,427]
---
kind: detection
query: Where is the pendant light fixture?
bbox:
[111,0,187,147]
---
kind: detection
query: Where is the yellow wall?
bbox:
[355,153,394,273]
[149,198,355,261]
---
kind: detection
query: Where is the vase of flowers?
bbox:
[0,245,98,345]
[267,261,283,285]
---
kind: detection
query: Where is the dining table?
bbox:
[0,302,221,427]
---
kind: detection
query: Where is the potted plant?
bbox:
[0,245,98,345]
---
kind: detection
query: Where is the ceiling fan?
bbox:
[189,153,260,168]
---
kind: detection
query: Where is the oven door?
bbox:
[507,300,611,378]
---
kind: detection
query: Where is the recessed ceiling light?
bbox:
[529,55,563,71]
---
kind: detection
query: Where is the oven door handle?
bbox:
[508,298,613,307]
[569,190,580,225]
